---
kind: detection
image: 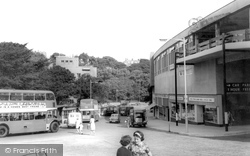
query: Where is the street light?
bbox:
[175,52,182,126]
[222,33,233,132]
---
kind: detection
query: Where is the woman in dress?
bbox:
[90,115,96,135]
[128,131,152,156]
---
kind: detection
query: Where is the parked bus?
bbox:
[79,99,99,122]
[0,89,60,137]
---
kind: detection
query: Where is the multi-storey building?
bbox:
[150,0,250,126]
[56,56,97,79]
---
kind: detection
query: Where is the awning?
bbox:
[146,103,156,110]
[0,108,57,113]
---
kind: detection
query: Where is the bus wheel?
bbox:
[50,122,59,133]
[0,125,8,137]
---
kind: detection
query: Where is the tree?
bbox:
[37,66,76,104]
[0,42,49,89]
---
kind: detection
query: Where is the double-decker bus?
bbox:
[79,99,99,122]
[0,89,60,137]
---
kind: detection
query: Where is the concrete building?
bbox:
[56,56,97,79]
[150,0,250,126]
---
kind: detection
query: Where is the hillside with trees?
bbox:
[0,42,151,104]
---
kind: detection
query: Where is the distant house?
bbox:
[55,56,97,79]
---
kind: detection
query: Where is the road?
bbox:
[0,115,250,156]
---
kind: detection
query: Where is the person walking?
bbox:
[75,118,81,134]
[128,131,153,156]
[125,116,131,128]
[228,111,234,126]
[89,115,96,135]
[79,123,84,135]
[117,135,132,156]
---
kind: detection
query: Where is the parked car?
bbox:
[109,114,120,123]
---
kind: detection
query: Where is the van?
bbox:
[67,112,82,127]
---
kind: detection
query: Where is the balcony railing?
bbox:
[176,28,250,57]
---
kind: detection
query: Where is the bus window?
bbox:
[1,113,9,121]
[23,113,29,120]
[10,93,22,101]
[29,113,35,120]
[23,93,34,101]
[35,112,44,120]
[35,93,45,101]
[9,113,15,121]
[0,92,9,101]
[15,113,22,121]
[46,93,55,100]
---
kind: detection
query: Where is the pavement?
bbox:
[147,113,250,137]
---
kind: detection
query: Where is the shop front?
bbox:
[169,94,223,126]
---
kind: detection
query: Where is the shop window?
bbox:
[181,104,195,121]
[205,106,217,123]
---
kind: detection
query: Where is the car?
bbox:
[109,114,120,123]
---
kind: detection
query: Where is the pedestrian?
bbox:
[79,123,84,135]
[75,118,81,134]
[117,135,132,156]
[128,131,153,156]
[90,115,96,135]
[228,111,234,126]
[125,116,131,128]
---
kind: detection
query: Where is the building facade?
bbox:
[150,0,250,126]
[56,56,97,79]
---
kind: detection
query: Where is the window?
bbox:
[23,113,29,120]
[61,60,64,62]
[46,93,55,100]
[0,113,9,121]
[35,112,45,119]
[23,93,34,101]
[35,93,45,101]
[10,93,22,101]
[0,92,9,100]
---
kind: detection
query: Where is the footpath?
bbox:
[147,113,250,137]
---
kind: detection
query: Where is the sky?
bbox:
[1,0,234,62]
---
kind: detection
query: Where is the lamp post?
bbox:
[183,38,188,133]
[222,34,233,132]
[175,52,181,126]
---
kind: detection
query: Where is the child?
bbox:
[75,118,81,134]
[116,135,132,156]
[79,123,84,135]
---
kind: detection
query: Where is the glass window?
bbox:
[23,113,29,120]
[46,93,55,100]
[0,113,9,121]
[35,93,45,101]
[0,92,9,101]
[10,93,22,101]
[15,113,22,121]
[29,113,35,120]
[205,106,217,123]
[23,93,34,101]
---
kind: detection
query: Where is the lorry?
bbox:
[67,112,82,127]
[128,106,147,127]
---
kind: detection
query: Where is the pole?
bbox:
[183,38,188,133]
[175,52,178,126]
[223,34,232,132]
[90,79,92,99]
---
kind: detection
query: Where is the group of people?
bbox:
[75,115,96,135]
[117,130,153,156]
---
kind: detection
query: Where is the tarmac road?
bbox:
[0,115,249,156]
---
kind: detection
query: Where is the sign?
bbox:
[226,83,250,92]
[0,102,46,109]
[189,97,215,103]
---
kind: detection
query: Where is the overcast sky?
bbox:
[1,0,233,62]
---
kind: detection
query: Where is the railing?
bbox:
[178,28,250,58]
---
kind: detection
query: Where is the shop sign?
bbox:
[226,83,250,92]
[0,102,46,109]
[189,97,214,103]
[169,96,184,101]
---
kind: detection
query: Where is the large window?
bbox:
[23,93,34,101]
[0,92,9,100]
[10,93,22,101]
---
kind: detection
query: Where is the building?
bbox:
[150,0,250,126]
[56,56,97,79]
